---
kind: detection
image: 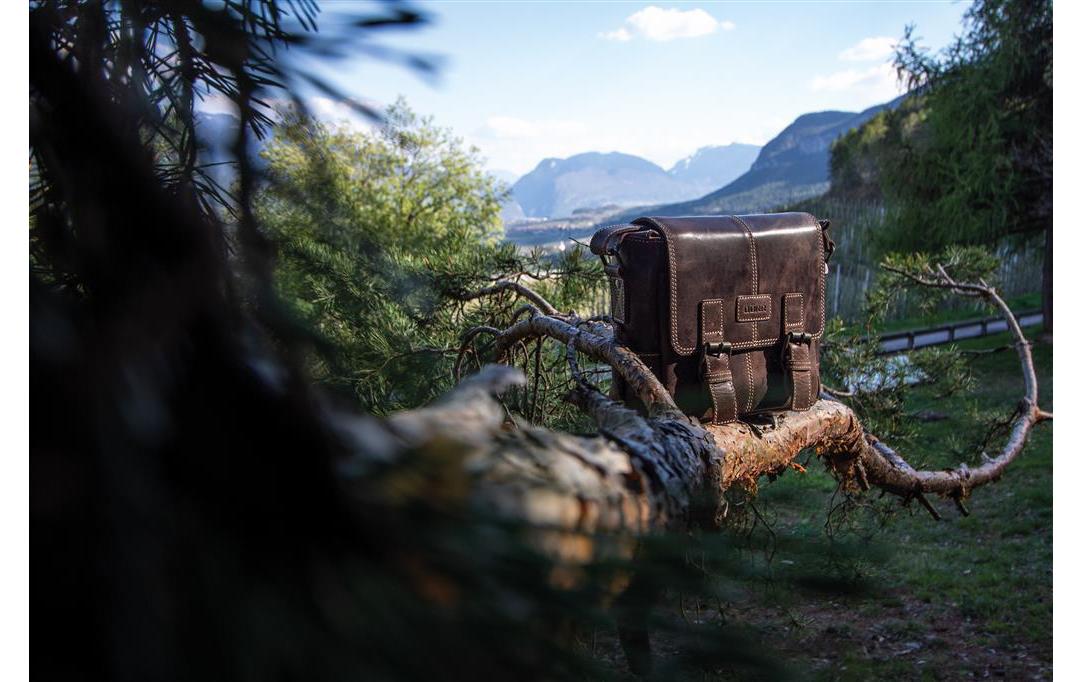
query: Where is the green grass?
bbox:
[586,330,1051,679]
[874,292,1042,334]
[740,329,1052,679]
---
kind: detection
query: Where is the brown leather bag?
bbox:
[590,213,833,424]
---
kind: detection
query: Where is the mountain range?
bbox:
[506,143,760,220]
[612,95,907,220]
[503,95,905,229]
[664,143,762,197]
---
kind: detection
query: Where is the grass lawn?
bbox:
[875,292,1042,334]
[734,329,1051,679]
[592,329,1052,680]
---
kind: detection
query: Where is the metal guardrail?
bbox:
[873,308,1044,354]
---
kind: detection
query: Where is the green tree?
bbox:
[877,0,1052,330]
[257,101,505,411]
[257,101,602,415]
[831,0,1052,328]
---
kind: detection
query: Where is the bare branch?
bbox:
[821,384,856,398]
[824,262,1051,500]
[492,311,680,417]
[457,280,561,315]
[454,325,500,381]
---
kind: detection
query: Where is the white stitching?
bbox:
[637,217,694,355]
[744,352,755,412]
[736,294,772,322]
[731,215,759,343]
[807,351,812,408]
[817,217,826,339]
[700,303,719,419]
[732,215,758,295]
[783,293,804,331]
[699,298,724,343]
[802,345,811,409]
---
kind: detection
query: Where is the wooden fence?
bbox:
[809,198,1043,322]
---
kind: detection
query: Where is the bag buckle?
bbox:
[782,333,813,370]
[704,341,732,356]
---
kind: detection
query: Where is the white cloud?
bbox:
[805,36,903,104]
[838,36,898,62]
[600,6,731,43]
[809,63,901,100]
[598,27,632,42]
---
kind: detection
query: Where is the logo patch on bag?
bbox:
[736,294,772,322]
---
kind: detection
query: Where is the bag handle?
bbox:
[589,223,640,257]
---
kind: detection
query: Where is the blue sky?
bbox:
[264,1,973,176]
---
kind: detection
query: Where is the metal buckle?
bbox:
[782,332,812,368]
[704,341,732,356]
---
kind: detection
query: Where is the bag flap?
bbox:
[631,213,825,357]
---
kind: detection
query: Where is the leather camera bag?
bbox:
[589,213,833,424]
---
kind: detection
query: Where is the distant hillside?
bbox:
[827,96,928,203]
[488,169,519,186]
[667,143,761,197]
[509,145,760,220]
[609,95,907,220]
[510,152,687,218]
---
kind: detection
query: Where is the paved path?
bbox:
[878,311,1044,354]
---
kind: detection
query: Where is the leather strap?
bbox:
[589,224,640,256]
[605,263,625,323]
[700,299,737,424]
[592,225,640,325]
[785,337,814,411]
[782,293,812,411]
